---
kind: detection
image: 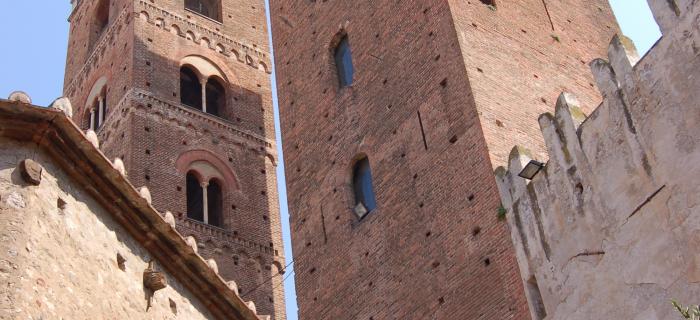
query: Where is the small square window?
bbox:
[185,0,222,22]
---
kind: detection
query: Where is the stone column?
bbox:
[89,109,95,130]
[200,79,208,113]
[201,181,209,224]
[98,96,105,127]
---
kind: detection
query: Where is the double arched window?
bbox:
[180,63,226,118]
[177,150,238,229]
[85,77,108,131]
[89,93,107,131]
[186,171,223,227]
[185,0,222,22]
[352,156,377,219]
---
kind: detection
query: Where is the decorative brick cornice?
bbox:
[66,2,272,97]
[64,7,131,96]
[100,89,276,158]
[178,217,280,258]
[67,0,84,22]
[136,0,272,73]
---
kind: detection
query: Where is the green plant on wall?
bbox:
[497,205,507,221]
[672,300,700,319]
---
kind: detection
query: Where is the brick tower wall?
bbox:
[63,0,286,318]
[272,0,620,319]
[448,0,620,166]
[272,0,529,319]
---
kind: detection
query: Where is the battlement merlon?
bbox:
[494,1,700,318]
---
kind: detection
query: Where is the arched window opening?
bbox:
[334,35,354,87]
[186,172,204,222]
[205,77,226,117]
[479,0,496,6]
[89,0,110,49]
[87,90,107,131]
[352,157,377,219]
[180,66,203,110]
[92,99,101,130]
[207,179,223,227]
[185,0,222,22]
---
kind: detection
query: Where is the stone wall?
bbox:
[495,1,700,319]
[0,139,216,319]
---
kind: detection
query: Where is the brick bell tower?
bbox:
[271,0,619,319]
[63,0,286,318]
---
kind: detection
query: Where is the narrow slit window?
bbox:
[352,157,377,218]
[334,36,354,87]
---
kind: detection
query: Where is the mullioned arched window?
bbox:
[179,58,228,119]
[186,170,224,227]
[84,77,108,131]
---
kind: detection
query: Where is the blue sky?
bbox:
[0,1,660,319]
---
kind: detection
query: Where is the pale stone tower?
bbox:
[63,0,286,318]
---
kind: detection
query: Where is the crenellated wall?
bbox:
[495,1,700,319]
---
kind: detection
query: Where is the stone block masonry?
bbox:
[496,1,700,319]
[0,140,217,319]
[0,99,265,319]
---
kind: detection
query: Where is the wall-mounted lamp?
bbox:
[518,160,544,180]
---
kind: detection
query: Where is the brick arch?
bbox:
[328,27,349,52]
[181,55,228,83]
[347,152,371,180]
[177,52,240,86]
[85,76,108,108]
[185,168,206,185]
[79,76,109,129]
[271,260,284,274]
[235,248,251,260]
[176,149,239,191]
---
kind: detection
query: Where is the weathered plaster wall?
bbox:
[495,1,700,319]
[0,138,215,319]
